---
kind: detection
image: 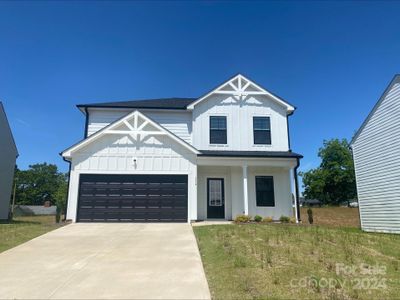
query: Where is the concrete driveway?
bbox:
[0,223,210,299]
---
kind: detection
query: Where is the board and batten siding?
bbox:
[351,77,400,234]
[66,133,197,222]
[87,109,192,144]
[192,94,289,151]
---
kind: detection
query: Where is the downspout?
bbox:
[287,111,293,152]
[62,156,71,221]
[294,157,301,222]
[84,107,89,138]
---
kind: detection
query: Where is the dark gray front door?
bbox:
[207,178,225,219]
[77,174,188,222]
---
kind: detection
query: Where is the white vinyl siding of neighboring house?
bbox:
[192,94,289,151]
[351,78,400,234]
[87,109,192,144]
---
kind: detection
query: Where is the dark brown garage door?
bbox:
[77,174,188,222]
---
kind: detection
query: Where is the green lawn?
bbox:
[194,224,400,299]
[0,215,65,253]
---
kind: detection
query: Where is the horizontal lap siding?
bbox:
[87,109,192,143]
[352,81,400,234]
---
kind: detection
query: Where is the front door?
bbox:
[207,178,225,219]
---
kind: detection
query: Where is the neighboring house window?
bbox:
[253,117,271,145]
[210,116,227,144]
[255,176,275,206]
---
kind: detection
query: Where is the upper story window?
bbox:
[255,176,275,207]
[253,116,271,145]
[210,116,227,144]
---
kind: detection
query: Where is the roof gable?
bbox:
[187,74,295,113]
[350,74,400,146]
[61,110,199,158]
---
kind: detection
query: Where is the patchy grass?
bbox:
[194,224,400,299]
[300,207,360,228]
[0,215,65,253]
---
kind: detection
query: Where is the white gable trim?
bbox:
[187,74,295,112]
[61,110,200,158]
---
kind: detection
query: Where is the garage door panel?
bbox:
[77,174,188,222]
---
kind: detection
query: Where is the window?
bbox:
[255,176,275,206]
[253,117,271,145]
[210,116,227,144]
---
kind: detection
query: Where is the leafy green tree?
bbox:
[14,163,66,205]
[300,139,357,205]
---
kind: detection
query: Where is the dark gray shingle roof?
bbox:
[77,98,197,110]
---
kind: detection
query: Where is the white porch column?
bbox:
[242,164,249,215]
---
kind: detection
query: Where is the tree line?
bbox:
[300,138,357,205]
[13,163,68,215]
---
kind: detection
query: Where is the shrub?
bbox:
[55,206,61,223]
[262,217,273,223]
[234,214,251,223]
[290,217,296,224]
[279,215,290,223]
[307,208,314,224]
[254,215,262,222]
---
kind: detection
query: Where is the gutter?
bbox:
[294,157,301,222]
[84,107,89,138]
[286,110,294,152]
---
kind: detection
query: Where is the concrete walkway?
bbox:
[0,223,210,299]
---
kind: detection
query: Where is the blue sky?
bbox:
[1,1,400,179]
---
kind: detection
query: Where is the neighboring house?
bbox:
[13,205,57,216]
[351,75,400,234]
[299,198,322,207]
[0,102,18,220]
[61,74,302,223]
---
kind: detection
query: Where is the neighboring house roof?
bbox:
[350,74,400,146]
[77,98,196,111]
[198,150,303,158]
[76,74,296,114]
[61,110,200,158]
[0,102,18,156]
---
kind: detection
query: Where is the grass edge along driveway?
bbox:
[193,224,400,300]
[0,215,65,253]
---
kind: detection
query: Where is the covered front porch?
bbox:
[196,154,300,222]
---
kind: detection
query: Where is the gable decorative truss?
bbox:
[61,110,200,159]
[187,74,295,113]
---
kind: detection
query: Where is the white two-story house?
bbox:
[61,74,302,223]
